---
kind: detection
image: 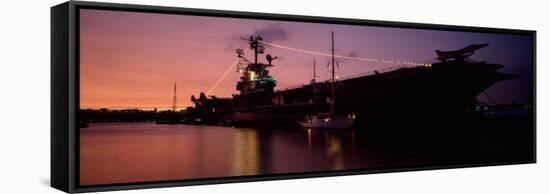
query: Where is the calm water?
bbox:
[80,122,427,185]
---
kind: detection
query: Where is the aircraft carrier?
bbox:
[188,35,519,127]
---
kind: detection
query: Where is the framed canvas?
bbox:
[51,1,536,193]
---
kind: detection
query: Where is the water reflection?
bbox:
[231,128,260,176]
[80,123,424,186]
[325,131,344,170]
[307,128,312,152]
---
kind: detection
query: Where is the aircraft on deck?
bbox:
[435,43,489,61]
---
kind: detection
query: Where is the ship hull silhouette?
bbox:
[189,36,518,128]
[229,62,515,126]
[192,61,517,127]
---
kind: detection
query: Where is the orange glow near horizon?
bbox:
[79,10,246,109]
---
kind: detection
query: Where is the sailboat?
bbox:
[299,32,355,129]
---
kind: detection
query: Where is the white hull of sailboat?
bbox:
[299,116,354,129]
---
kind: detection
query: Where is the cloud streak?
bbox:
[254,23,290,42]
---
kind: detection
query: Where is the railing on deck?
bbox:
[275,64,423,92]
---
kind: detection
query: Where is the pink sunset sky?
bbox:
[79,9,532,109]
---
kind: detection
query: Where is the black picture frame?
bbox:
[51,1,536,193]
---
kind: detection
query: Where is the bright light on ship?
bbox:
[249,71,256,80]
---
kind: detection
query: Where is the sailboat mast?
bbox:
[312,57,316,113]
[313,57,316,82]
[330,31,335,116]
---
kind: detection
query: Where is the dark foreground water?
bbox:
[80,123,428,185]
[80,119,533,186]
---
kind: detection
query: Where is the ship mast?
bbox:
[330,31,335,116]
[249,36,263,65]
